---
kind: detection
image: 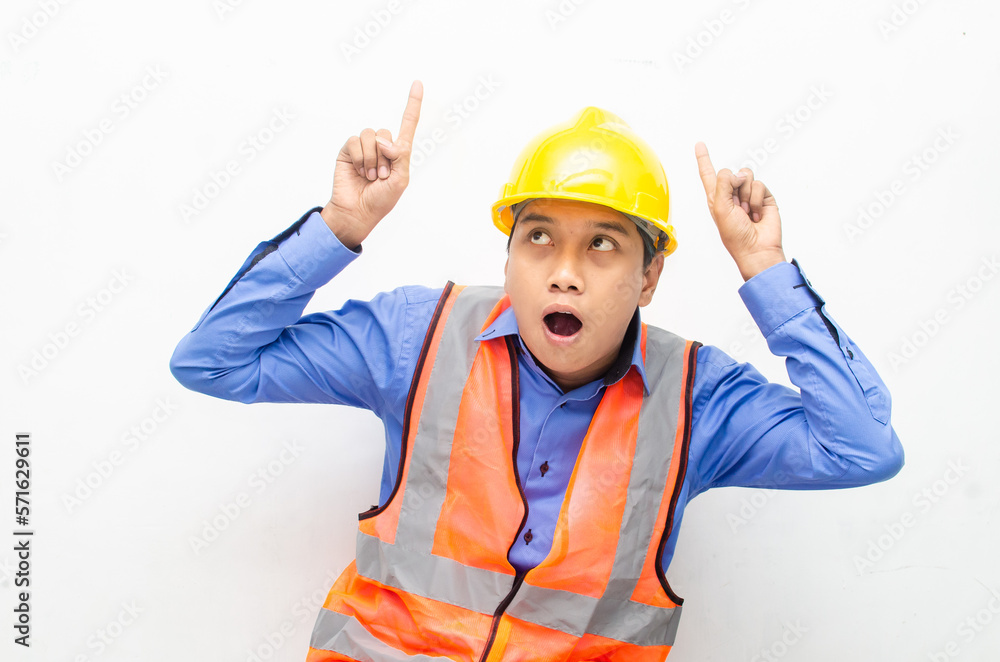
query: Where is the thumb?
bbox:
[713,168,744,218]
[376,136,404,162]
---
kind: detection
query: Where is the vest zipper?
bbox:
[360,282,454,522]
[654,340,701,605]
[478,570,526,662]
[477,336,529,662]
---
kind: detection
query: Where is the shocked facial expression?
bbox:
[503,198,664,392]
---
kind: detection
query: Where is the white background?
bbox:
[3,0,999,660]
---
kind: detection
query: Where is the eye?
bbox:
[529,229,552,245]
[591,236,615,252]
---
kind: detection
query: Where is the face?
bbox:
[503,198,664,392]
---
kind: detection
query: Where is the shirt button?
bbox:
[540,461,549,477]
[523,529,533,544]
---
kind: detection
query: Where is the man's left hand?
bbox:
[695,142,786,281]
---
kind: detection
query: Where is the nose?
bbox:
[548,249,584,293]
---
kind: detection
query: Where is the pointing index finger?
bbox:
[695,141,717,197]
[397,80,423,145]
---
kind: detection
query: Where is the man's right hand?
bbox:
[320,80,424,250]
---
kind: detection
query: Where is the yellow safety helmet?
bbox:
[491,106,677,256]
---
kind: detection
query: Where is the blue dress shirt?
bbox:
[170,207,904,576]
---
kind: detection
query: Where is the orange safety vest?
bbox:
[306,283,701,662]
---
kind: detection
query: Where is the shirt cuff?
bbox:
[276,208,361,289]
[738,259,825,337]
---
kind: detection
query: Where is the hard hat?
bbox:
[491,106,677,256]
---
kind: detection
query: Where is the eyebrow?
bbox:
[520,213,632,238]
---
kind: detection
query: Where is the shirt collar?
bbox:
[474,305,650,395]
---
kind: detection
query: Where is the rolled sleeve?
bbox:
[169,207,390,408]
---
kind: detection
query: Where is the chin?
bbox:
[532,344,595,383]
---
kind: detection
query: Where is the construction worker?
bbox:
[170,80,903,661]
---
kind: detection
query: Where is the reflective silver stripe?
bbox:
[355,530,513,616]
[610,325,686,582]
[354,530,680,645]
[310,608,352,649]
[505,326,688,646]
[594,326,686,646]
[323,286,692,652]
[310,607,448,660]
[589,589,682,647]
[395,286,506,554]
[306,287,510,659]
[353,531,680,646]
[508,583,681,646]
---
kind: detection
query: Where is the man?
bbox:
[170,80,903,660]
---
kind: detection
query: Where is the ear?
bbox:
[638,253,664,307]
[503,256,509,293]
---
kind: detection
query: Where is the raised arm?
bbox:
[689,260,904,492]
[169,81,427,413]
[688,143,903,492]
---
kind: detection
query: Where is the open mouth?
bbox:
[544,312,583,337]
